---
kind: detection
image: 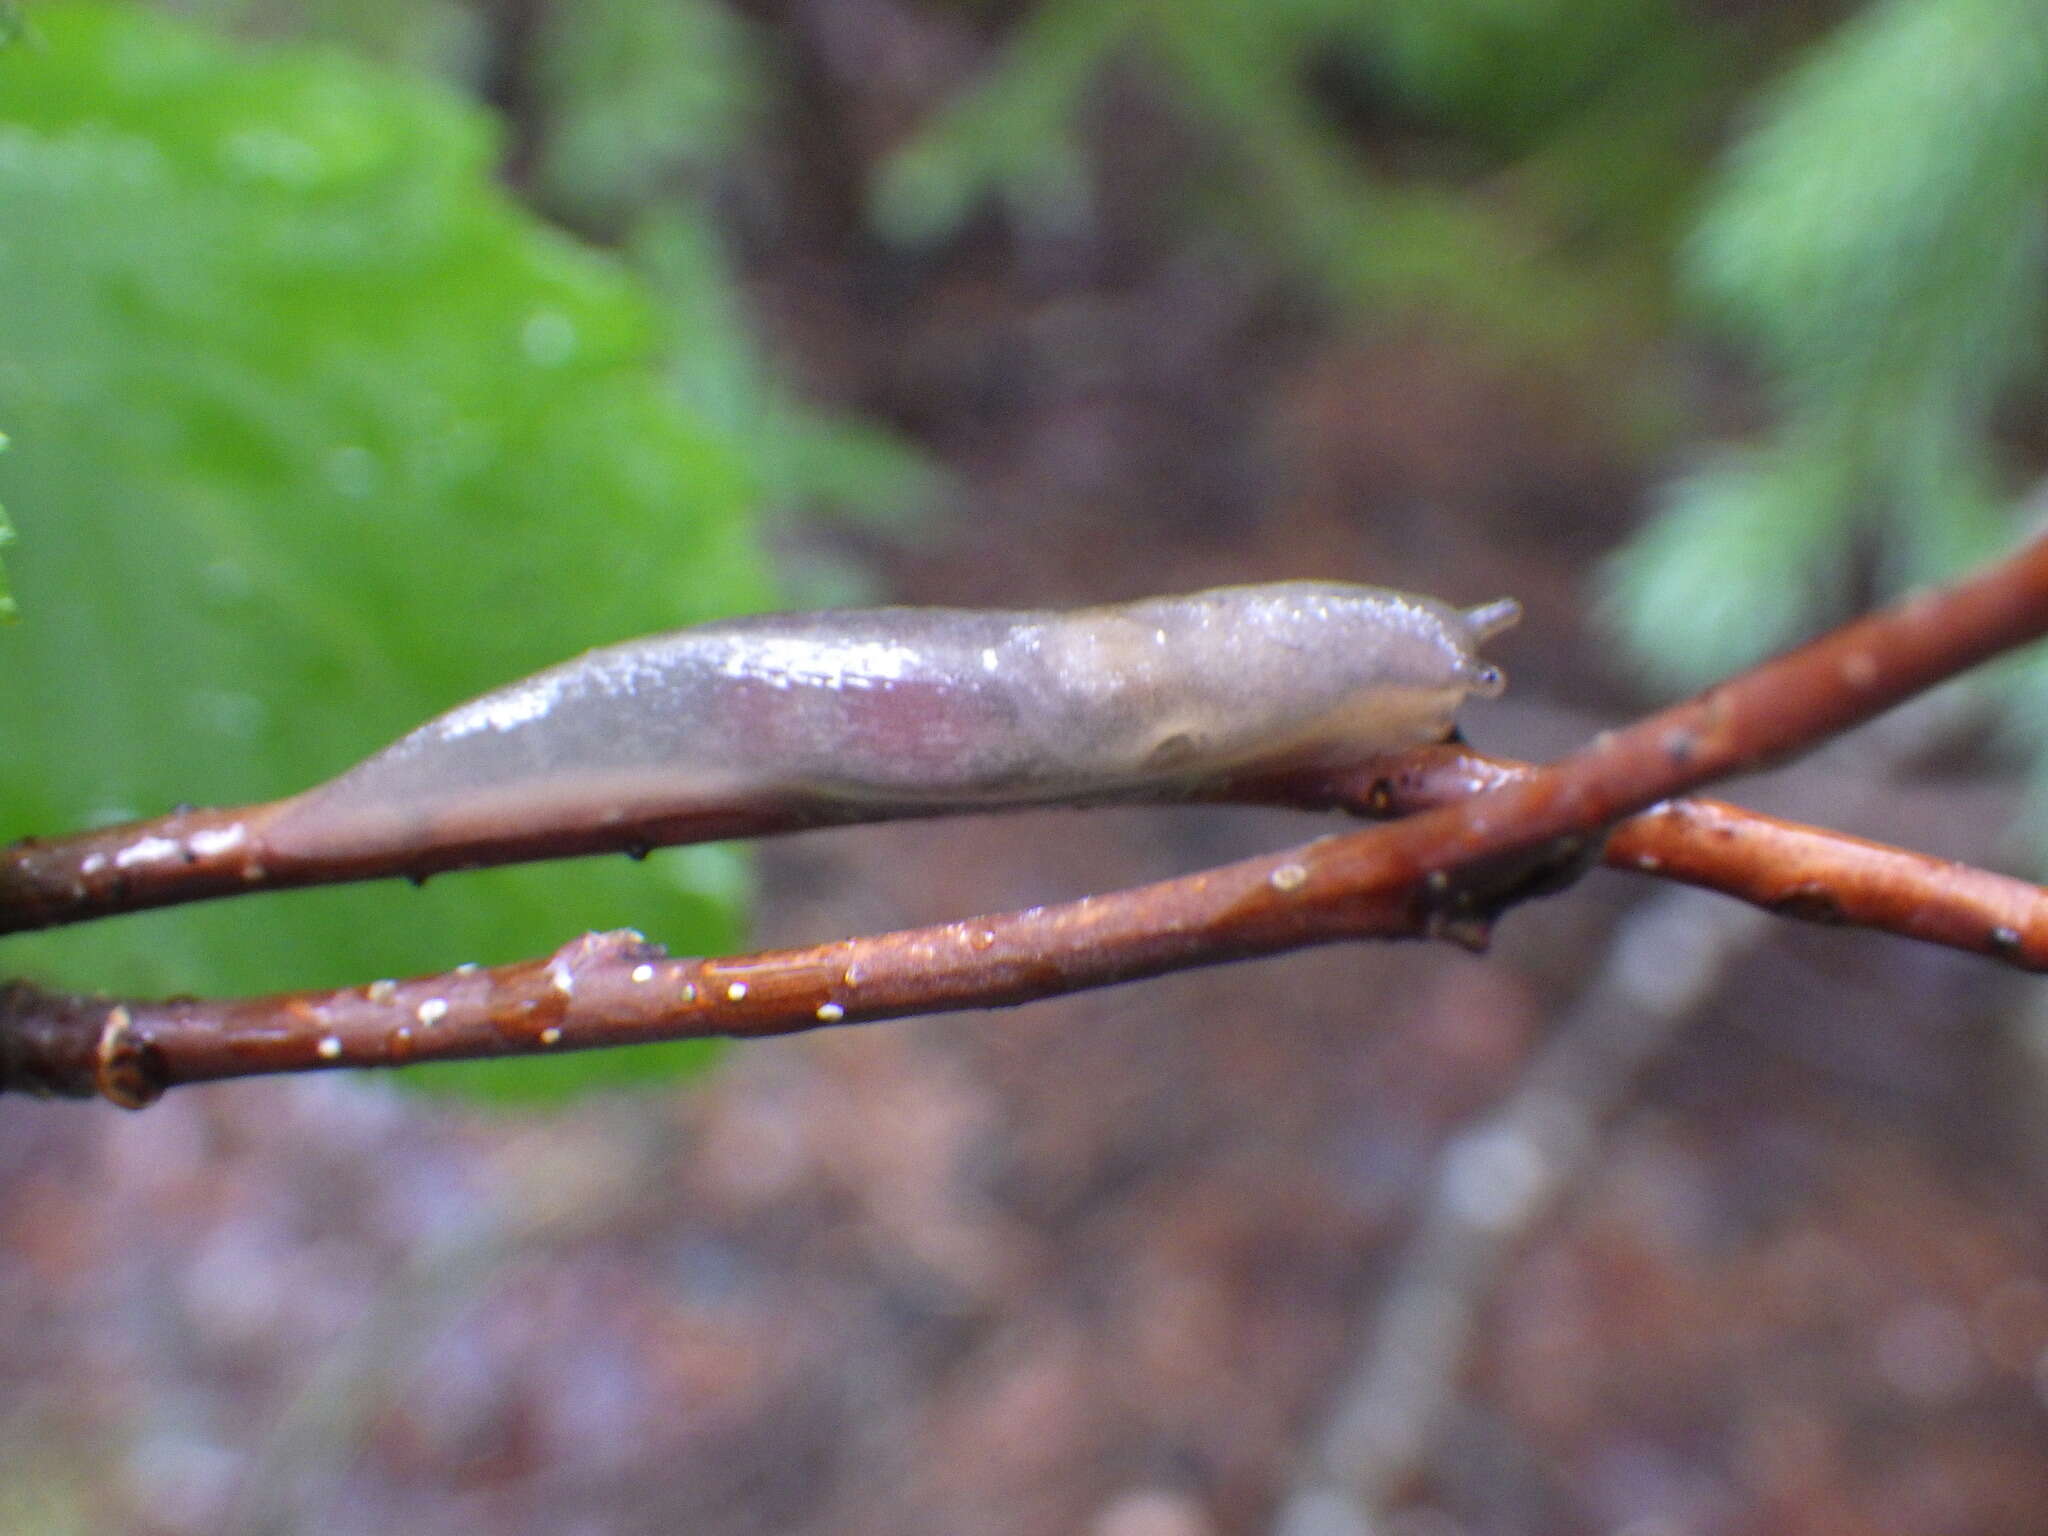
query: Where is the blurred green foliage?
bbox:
[201,0,939,561]
[0,2,778,1100]
[0,436,14,625]
[529,0,940,557]
[176,0,483,79]
[532,0,757,231]
[874,0,1727,359]
[1605,0,2048,693]
[0,11,16,622]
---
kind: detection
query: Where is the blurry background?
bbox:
[4,0,2048,1530]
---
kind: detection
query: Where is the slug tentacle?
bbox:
[1463,598,1522,641]
[258,581,1517,863]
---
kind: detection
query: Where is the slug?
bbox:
[258,582,1519,862]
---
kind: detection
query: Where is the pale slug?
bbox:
[259,582,1519,860]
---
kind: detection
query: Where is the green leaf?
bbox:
[0,2,777,1101]
[0,432,14,624]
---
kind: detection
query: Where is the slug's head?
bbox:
[1210,583,1520,769]
[1024,581,1523,788]
[1452,597,1521,699]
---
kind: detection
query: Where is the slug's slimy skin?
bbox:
[259,583,1518,861]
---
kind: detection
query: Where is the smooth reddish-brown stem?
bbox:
[0,795,925,937]
[1311,747,2048,968]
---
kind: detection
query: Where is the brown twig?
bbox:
[1297,745,2048,970]
[0,795,923,936]
[7,533,2048,1106]
[10,746,2042,977]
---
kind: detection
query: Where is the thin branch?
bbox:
[1297,745,2048,969]
[7,533,2048,1106]
[10,747,2041,977]
[0,795,902,936]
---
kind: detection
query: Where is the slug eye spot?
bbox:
[1467,662,1507,699]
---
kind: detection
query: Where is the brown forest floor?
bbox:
[4,5,2048,1533]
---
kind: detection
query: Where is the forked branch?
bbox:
[7,532,2048,1106]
